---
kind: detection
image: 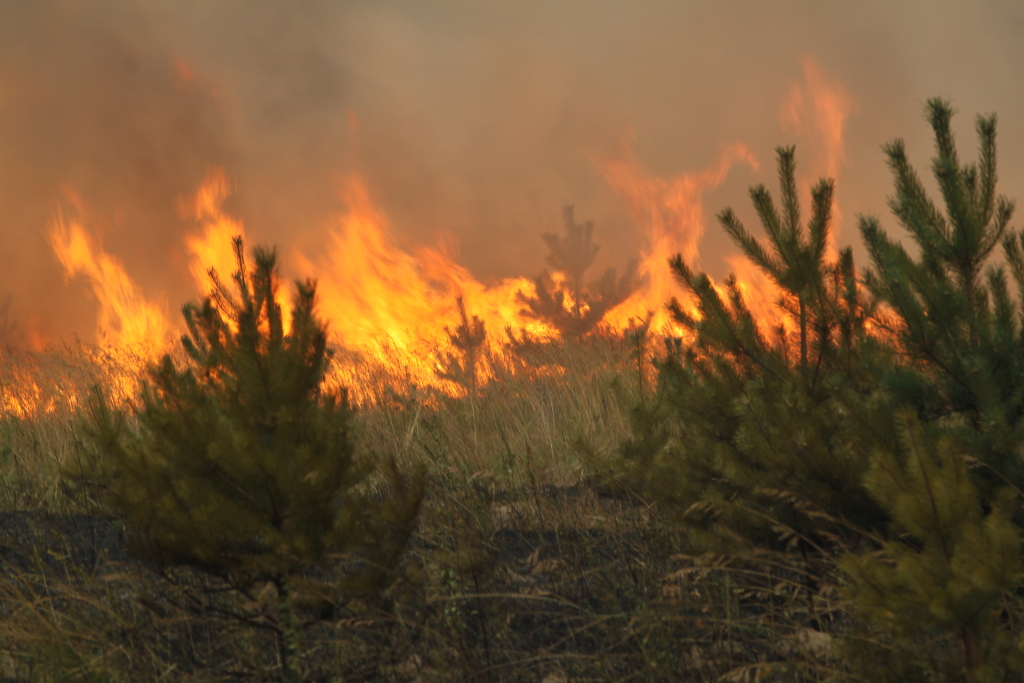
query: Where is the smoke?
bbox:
[0,0,234,343]
[1,0,1022,345]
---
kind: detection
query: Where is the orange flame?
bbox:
[48,214,170,353]
[183,168,247,293]
[722,254,790,338]
[780,56,852,243]
[293,175,549,388]
[599,139,759,333]
[599,60,851,344]
[46,212,172,406]
[31,58,857,412]
[183,168,294,332]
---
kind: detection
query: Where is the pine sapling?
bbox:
[71,237,424,681]
[518,205,638,340]
[841,413,1023,680]
[436,296,488,393]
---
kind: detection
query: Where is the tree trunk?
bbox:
[274,576,301,683]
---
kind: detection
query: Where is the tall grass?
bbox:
[0,334,893,681]
[347,332,637,489]
[0,343,155,513]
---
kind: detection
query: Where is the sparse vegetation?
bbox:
[3,98,1024,682]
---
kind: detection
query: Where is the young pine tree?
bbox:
[833,98,1024,681]
[859,98,1024,506]
[73,238,424,681]
[518,205,637,340]
[436,296,488,393]
[614,147,887,550]
[840,414,1023,681]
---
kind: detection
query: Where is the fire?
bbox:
[723,254,791,338]
[293,175,550,388]
[0,364,52,419]
[182,168,293,332]
[780,56,852,244]
[48,214,171,354]
[22,56,858,415]
[35,171,556,408]
[44,212,174,408]
[182,170,551,393]
[599,139,759,333]
[183,167,247,294]
[600,58,851,343]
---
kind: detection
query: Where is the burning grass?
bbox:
[0,343,156,513]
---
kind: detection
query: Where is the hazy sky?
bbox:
[2,0,1022,344]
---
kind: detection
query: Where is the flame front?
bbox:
[43,214,172,410]
[294,175,550,388]
[183,168,293,332]
[17,55,860,417]
[723,254,791,337]
[599,59,852,341]
[183,167,248,296]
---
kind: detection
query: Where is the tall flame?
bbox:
[598,59,852,340]
[599,140,759,332]
[45,212,171,407]
[293,175,548,387]
[48,214,170,352]
[780,56,852,244]
[183,167,248,296]
[31,56,857,414]
[181,168,293,332]
[723,253,791,338]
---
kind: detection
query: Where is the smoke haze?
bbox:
[2,0,1022,345]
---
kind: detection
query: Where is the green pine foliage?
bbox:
[606,97,1024,679]
[840,98,1024,682]
[615,102,1023,546]
[436,296,488,392]
[70,238,424,681]
[840,413,1023,681]
[518,205,638,340]
[859,98,1024,504]
[614,147,886,550]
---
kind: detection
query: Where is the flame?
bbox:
[183,168,293,332]
[37,172,554,408]
[599,139,759,333]
[22,318,49,353]
[294,175,549,389]
[722,254,789,337]
[48,214,170,353]
[780,56,852,243]
[23,59,858,417]
[183,168,246,293]
[599,60,851,345]
[0,362,49,419]
[45,213,172,406]
[1,343,155,418]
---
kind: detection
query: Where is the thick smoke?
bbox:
[1,0,1022,345]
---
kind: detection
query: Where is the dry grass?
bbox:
[348,332,638,488]
[0,336,867,682]
[0,343,153,514]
